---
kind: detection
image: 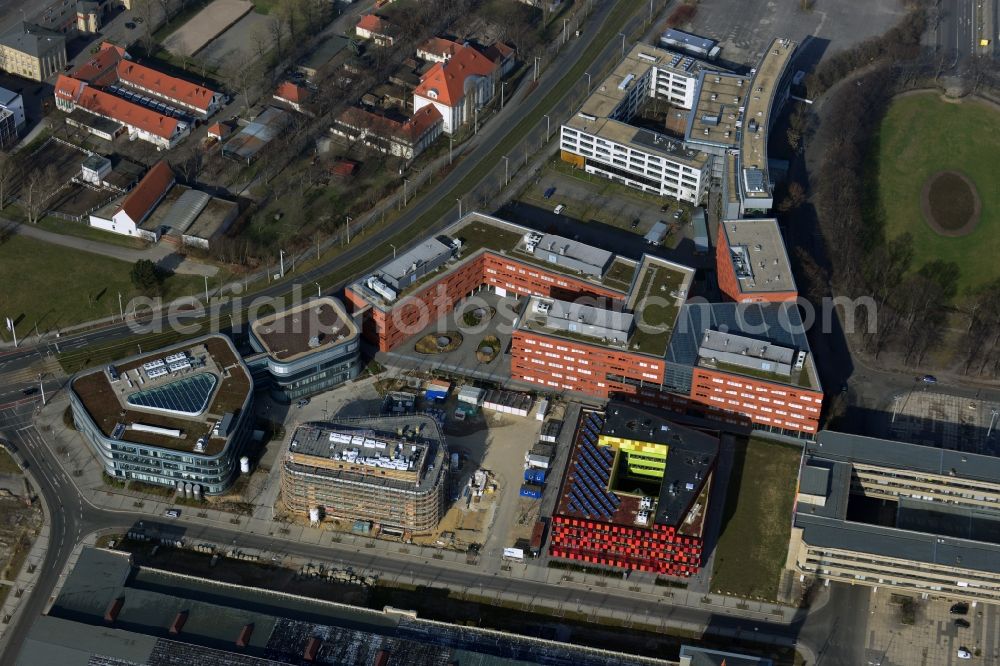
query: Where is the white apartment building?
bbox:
[558,45,715,205]
[561,120,709,202]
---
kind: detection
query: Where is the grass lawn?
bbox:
[0,448,20,474]
[876,93,1000,293]
[0,235,205,342]
[710,437,801,600]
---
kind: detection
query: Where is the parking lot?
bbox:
[504,162,713,270]
[688,0,907,69]
[886,390,1000,456]
[864,590,1000,666]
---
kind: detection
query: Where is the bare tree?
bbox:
[23,165,59,224]
[268,17,284,65]
[0,152,15,209]
[777,181,805,212]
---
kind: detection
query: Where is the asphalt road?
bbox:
[0,0,636,387]
[0,2,687,661]
[936,0,993,67]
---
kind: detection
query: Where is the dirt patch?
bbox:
[920,170,981,237]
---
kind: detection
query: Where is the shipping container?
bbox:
[519,483,543,499]
[525,453,550,470]
[523,468,547,484]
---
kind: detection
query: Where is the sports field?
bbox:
[876,92,1000,294]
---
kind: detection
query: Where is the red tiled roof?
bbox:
[71,42,127,85]
[274,81,306,104]
[356,14,390,34]
[329,159,358,177]
[207,122,230,138]
[75,86,181,140]
[481,41,514,63]
[404,104,442,140]
[413,45,497,107]
[54,74,84,102]
[116,61,218,112]
[338,105,442,144]
[417,37,461,59]
[118,160,174,223]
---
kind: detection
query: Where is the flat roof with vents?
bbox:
[721,218,796,295]
[685,70,747,149]
[739,38,797,200]
[69,335,252,454]
[249,297,358,363]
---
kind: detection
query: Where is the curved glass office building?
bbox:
[247,297,361,403]
[68,334,255,494]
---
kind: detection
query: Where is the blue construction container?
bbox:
[523,468,547,484]
[519,483,543,499]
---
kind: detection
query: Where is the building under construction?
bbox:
[280,415,447,535]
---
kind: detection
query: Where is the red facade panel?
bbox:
[689,366,822,433]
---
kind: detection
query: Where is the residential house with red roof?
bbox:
[355,14,396,47]
[273,81,310,114]
[55,74,190,149]
[332,105,443,160]
[90,160,175,240]
[412,44,498,135]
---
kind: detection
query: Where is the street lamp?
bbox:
[403,178,410,206]
[37,373,45,406]
[544,114,551,142]
[562,18,569,44]
[389,244,397,259]
[619,32,626,57]
[533,56,541,82]
[456,198,463,218]
[501,155,509,186]
[501,81,508,109]
[118,292,124,322]
[345,216,352,244]
[279,249,286,278]
[314,282,322,299]
[203,275,209,302]
[584,72,591,92]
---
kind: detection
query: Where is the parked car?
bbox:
[543,187,556,199]
[630,218,639,229]
[125,21,136,29]
[921,375,938,384]
[673,210,682,219]
[954,619,971,628]
[21,387,37,396]
[950,602,969,615]
[957,648,972,659]
[164,509,180,518]
[297,398,310,407]
[553,204,565,215]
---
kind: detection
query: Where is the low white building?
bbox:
[89,160,174,241]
